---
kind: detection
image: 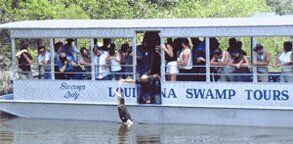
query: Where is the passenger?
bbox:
[93,46,111,80]
[118,43,129,78]
[16,43,33,79]
[137,38,154,76]
[191,38,205,81]
[101,38,111,52]
[253,44,271,82]
[124,43,133,79]
[227,37,237,55]
[78,47,91,80]
[54,42,64,79]
[230,53,251,82]
[63,38,78,61]
[161,38,178,81]
[58,52,82,79]
[120,74,161,104]
[210,48,234,82]
[38,45,51,79]
[177,38,193,81]
[108,44,122,80]
[275,41,293,82]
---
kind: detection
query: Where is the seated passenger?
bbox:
[253,44,271,82]
[161,38,178,81]
[78,47,91,80]
[230,53,251,82]
[177,38,193,81]
[108,44,122,80]
[63,38,78,61]
[210,48,234,82]
[93,46,111,80]
[16,43,34,80]
[275,41,293,82]
[38,45,51,79]
[121,74,161,104]
[58,52,82,79]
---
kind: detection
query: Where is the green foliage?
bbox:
[266,0,293,15]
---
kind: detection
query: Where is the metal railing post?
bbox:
[11,38,16,80]
[160,36,165,82]
[90,38,95,80]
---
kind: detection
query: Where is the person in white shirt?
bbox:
[210,48,234,82]
[108,44,122,80]
[38,45,51,79]
[177,38,193,81]
[275,41,293,82]
[93,46,111,80]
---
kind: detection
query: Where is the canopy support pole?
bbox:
[160,37,165,82]
[205,37,210,82]
[49,38,55,80]
[90,38,95,80]
[251,37,257,83]
[11,38,16,80]
[132,33,137,80]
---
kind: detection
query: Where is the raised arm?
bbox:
[161,44,174,58]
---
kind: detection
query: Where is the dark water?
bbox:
[1,112,293,144]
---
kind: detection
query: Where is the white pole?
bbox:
[90,38,95,80]
[251,37,257,83]
[11,38,16,80]
[49,38,55,80]
[160,36,165,82]
[205,37,210,82]
[132,33,137,80]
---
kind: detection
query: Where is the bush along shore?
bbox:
[0,53,13,96]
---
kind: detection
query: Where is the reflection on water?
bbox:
[1,112,293,144]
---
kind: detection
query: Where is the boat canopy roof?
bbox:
[1,17,293,38]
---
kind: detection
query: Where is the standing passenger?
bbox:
[137,38,154,76]
[63,38,78,61]
[161,38,178,81]
[108,44,122,80]
[16,43,34,80]
[191,38,206,81]
[253,44,271,82]
[275,41,293,82]
[54,42,63,79]
[93,46,111,80]
[210,48,234,82]
[177,38,193,81]
[38,45,51,79]
[78,47,91,80]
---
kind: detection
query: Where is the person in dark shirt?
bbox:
[136,38,154,76]
[16,43,34,79]
[58,52,83,79]
[101,38,111,52]
[191,38,206,81]
[121,74,161,104]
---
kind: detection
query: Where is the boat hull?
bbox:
[1,99,293,127]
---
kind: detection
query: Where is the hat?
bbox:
[66,38,75,42]
[254,44,263,52]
